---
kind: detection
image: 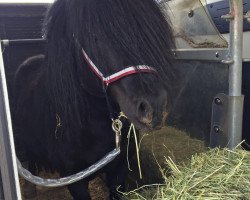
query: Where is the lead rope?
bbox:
[16,113,122,187]
[117,112,143,179]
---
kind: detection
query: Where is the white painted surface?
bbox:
[206,0,224,4]
[0,0,53,3]
[222,32,250,59]
[0,0,213,4]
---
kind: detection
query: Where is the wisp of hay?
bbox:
[122,145,250,200]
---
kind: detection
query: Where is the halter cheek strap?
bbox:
[81,48,156,86]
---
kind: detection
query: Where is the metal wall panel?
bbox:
[0,4,48,39]
[207,0,250,33]
[168,61,229,144]
[0,4,47,162]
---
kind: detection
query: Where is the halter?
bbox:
[81,48,157,86]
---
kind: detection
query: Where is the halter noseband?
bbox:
[81,48,157,86]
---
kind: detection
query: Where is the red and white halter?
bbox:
[82,49,156,86]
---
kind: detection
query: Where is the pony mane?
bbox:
[43,0,176,138]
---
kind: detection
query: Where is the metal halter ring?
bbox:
[112,119,123,148]
[112,119,123,133]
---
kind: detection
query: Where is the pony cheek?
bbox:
[108,84,138,121]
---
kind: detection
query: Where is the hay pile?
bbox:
[123,146,250,199]
[130,126,206,185]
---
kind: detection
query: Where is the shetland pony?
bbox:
[14,0,176,199]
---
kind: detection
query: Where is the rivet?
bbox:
[188,10,194,18]
[215,98,222,105]
[213,126,221,133]
[215,52,219,58]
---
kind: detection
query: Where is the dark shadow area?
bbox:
[242,62,250,150]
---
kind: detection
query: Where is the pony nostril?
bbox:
[136,100,153,124]
[138,101,147,114]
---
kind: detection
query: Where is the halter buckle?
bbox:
[112,119,122,149]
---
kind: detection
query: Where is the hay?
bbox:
[132,126,206,185]
[122,146,250,199]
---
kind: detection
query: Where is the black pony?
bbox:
[14,0,176,199]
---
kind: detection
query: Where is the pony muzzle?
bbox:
[136,99,153,125]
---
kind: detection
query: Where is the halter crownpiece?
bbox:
[82,48,157,86]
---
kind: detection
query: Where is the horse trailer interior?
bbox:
[0,0,250,199]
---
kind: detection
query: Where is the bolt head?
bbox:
[215,52,219,58]
[213,126,221,133]
[188,10,194,18]
[215,98,222,105]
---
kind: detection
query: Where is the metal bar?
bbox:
[229,0,244,96]
[0,41,22,200]
[0,40,234,62]
[173,48,250,62]
[243,58,250,62]
[227,0,244,148]
[0,174,4,200]
[1,39,249,62]
[1,39,46,47]
[227,96,244,148]
[173,48,230,62]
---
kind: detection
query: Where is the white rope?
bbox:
[17,148,120,187]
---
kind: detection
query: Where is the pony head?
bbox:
[44,0,176,131]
